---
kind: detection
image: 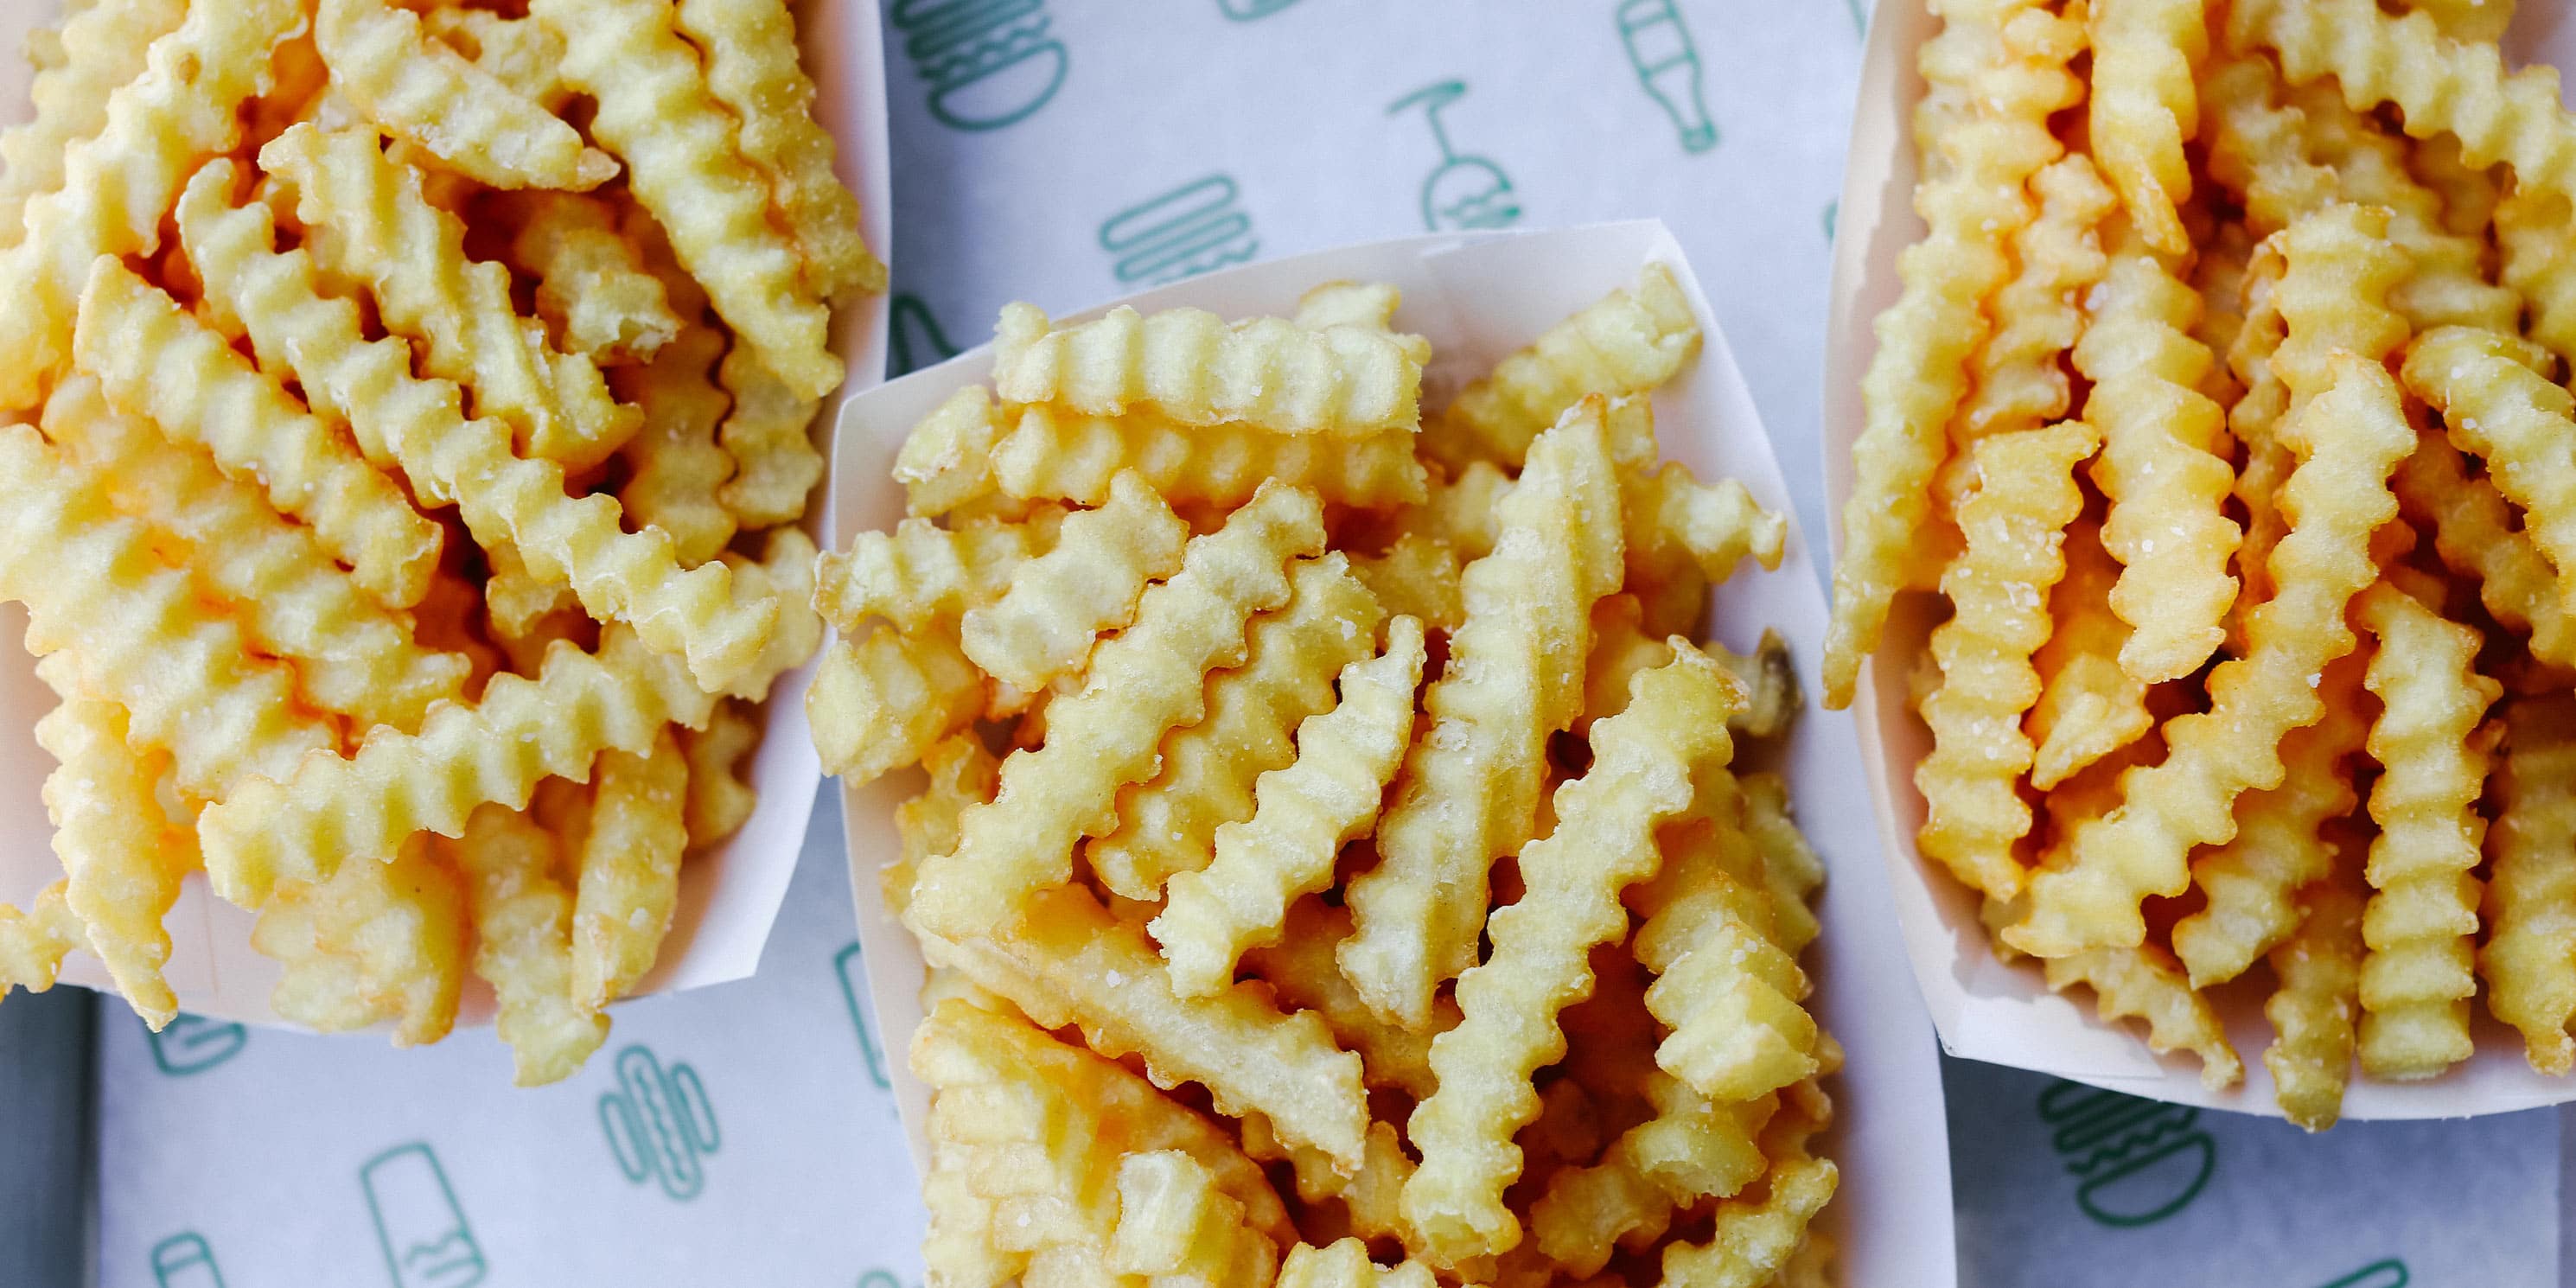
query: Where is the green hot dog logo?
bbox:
[147,1014,247,1077]
[599,1045,722,1202]
[1387,81,1521,233]
[889,0,1068,133]
[1615,0,1718,155]
[1098,174,1261,287]
[150,1232,225,1288]
[360,1142,486,1288]
[2035,1080,2217,1227]
[834,941,893,1090]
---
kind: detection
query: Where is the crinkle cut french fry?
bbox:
[0,881,81,998]
[0,0,298,409]
[2409,130,2504,237]
[1240,1119,1420,1261]
[2041,941,2244,1087]
[1654,1081,1839,1288]
[532,0,842,401]
[2090,0,2205,256]
[2402,328,2576,618]
[493,191,683,367]
[35,695,192,1028]
[2266,873,2366,1132]
[1528,1081,1773,1278]
[199,627,718,909]
[1275,1240,1446,1288]
[1351,532,1465,634]
[2025,518,2153,789]
[993,302,1422,437]
[1394,459,1510,564]
[1422,264,1700,471]
[614,319,740,568]
[484,539,581,643]
[2010,354,2410,958]
[0,0,187,250]
[909,483,1325,938]
[1961,154,2118,441]
[2397,430,2576,668]
[450,804,609,1087]
[672,0,885,299]
[680,699,761,849]
[2190,220,2257,405]
[0,423,336,800]
[2499,186,2576,369]
[316,0,615,191]
[571,727,690,1009]
[2171,652,2369,988]
[259,127,639,473]
[884,736,1000,920]
[2482,696,2576,1075]
[2402,0,2516,41]
[1291,279,1410,338]
[2224,233,2298,613]
[1107,1151,1279,1285]
[1341,401,1624,1030]
[1240,901,1451,1100]
[2283,83,2520,335]
[176,169,784,692]
[420,8,568,110]
[1623,457,1789,594]
[994,406,1428,512]
[815,510,1062,635]
[1822,0,2083,708]
[713,526,822,702]
[253,833,468,1048]
[1404,648,1740,1266]
[895,386,1007,520]
[1742,772,1827,957]
[1094,556,1387,902]
[1916,419,2094,901]
[74,258,443,610]
[2355,580,2498,1080]
[1154,617,1425,997]
[807,624,982,785]
[2075,234,2239,684]
[713,341,826,530]
[960,469,1189,694]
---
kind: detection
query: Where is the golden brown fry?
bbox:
[2025,518,2153,789]
[2266,871,2366,1132]
[2402,328,2576,617]
[2398,429,2576,668]
[254,834,468,1048]
[2483,696,2576,1075]
[2089,0,2204,255]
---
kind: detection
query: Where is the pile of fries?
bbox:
[1828,0,2576,1126]
[0,0,875,1084]
[819,271,1840,1285]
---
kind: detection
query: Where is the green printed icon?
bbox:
[1217,0,1303,19]
[857,1272,909,1288]
[2036,1080,2216,1227]
[890,0,1068,132]
[2316,1260,2407,1288]
[1099,174,1260,286]
[360,1142,486,1288]
[1822,201,1839,241]
[835,941,893,1090]
[147,1014,247,1077]
[1616,0,1718,154]
[890,294,961,377]
[1388,82,1521,233]
[150,1232,224,1288]
[600,1044,721,1202]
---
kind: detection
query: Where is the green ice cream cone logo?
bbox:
[2315,1260,2407,1288]
[890,0,1068,132]
[146,1013,246,1076]
[2036,1080,2216,1227]
[360,1142,486,1288]
[599,1044,721,1202]
[1217,0,1303,19]
[1099,175,1260,287]
[834,941,892,1089]
[890,294,961,378]
[150,1232,224,1288]
[1616,0,1718,155]
[1388,81,1521,233]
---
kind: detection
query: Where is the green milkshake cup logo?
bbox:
[1099,174,1260,287]
[834,941,893,1090]
[360,1142,486,1288]
[1216,0,1303,19]
[1388,81,1521,233]
[150,1232,224,1288]
[2035,1080,2216,1227]
[889,0,1068,133]
[890,294,961,378]
[1616,0,1718,155]
[599,1044,721,1201]
[147,1014,247,1077]
[2315,1260,2407,1288]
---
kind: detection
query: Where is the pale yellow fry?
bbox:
[1405,648,1740,1266]
[1350,533,1464,634]
[2266,874,2366,1132]
[1108,1151,1278,1285]
[199,628,718,908]
[571,727,690,1008]
[1095,556,1387,902]
[1743,772,1827,957]
[2267,209,2413,410]
[0,0,187,249]
[992,302,1421,437]
[1655,1081,1839,1288]
[420,9,567,109]
[2025,519,2153,789]
[884,736,1000,923]
[960,470,1189,693]
[316,0,613,191]
[2089,0,2203,255]
[1341,401,1623,1030]
[2397,429,2576,668]
[259,125,637,471]
[450,804,610,1087]
[614,320,739,567]
[995,405,1427,512]
[493,191,683,366]
[2284,81,2520,335]
[815,510,1062,634]
[2009,354,2409,957]
[41,375,467,734]
[35,696,192,1028]
[1623,457,1789,595]
[1239,901,1449,1100]
[713,527,823,704]
[2413,131,2506,237]
[0,0,297,409]
[1395,460,1511,563]
[1917,420,2095,900]
[1155,618,1425,997]
[1423,263,1699,471]
[2228,236,2299,616]
[2403,328,2576,616]
[1528,1083,1774,1277]
[1275,1240,1449,1288]
[896,386,1007,519]
[2483,696,2576,1074]
[713,341,826,530]
[680,699,762,849]
[673,0,884,299]
[533,0,841,400]
[2190,220,2257,405]
[2498,187,2576,369]
[0,424,336,800]
[0,882,81,998]
[2355,580,2497,1080]
[807,624,982,784]
[1241,1118,1420,1260]
[74,258,442,609]
[2040,940,2244,1087]
[2076,233,2239,683]
[255,834,467,1047]
[909,483,1326,939]
[2171,653,2369,987]
[2401,0,2515,40]
[1823,0,2084,706]
[485,540,581,642]
[1960,154,2118,442]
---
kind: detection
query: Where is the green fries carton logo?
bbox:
[146,1013,247,1077]
[1216,0,1303,20]
[2036,1080,2216,1227]
[599,1044,722,1202]
[834,941,893,1090]
[890,0,1068,133]
[1388,82,1521,233]
[1616,0,1718,155]
[2316,1260,2408,1288]
[890,294,962,378]
[150,1232,225,1288]
[360,1142,486,1288]
[1099,175,1261,287]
